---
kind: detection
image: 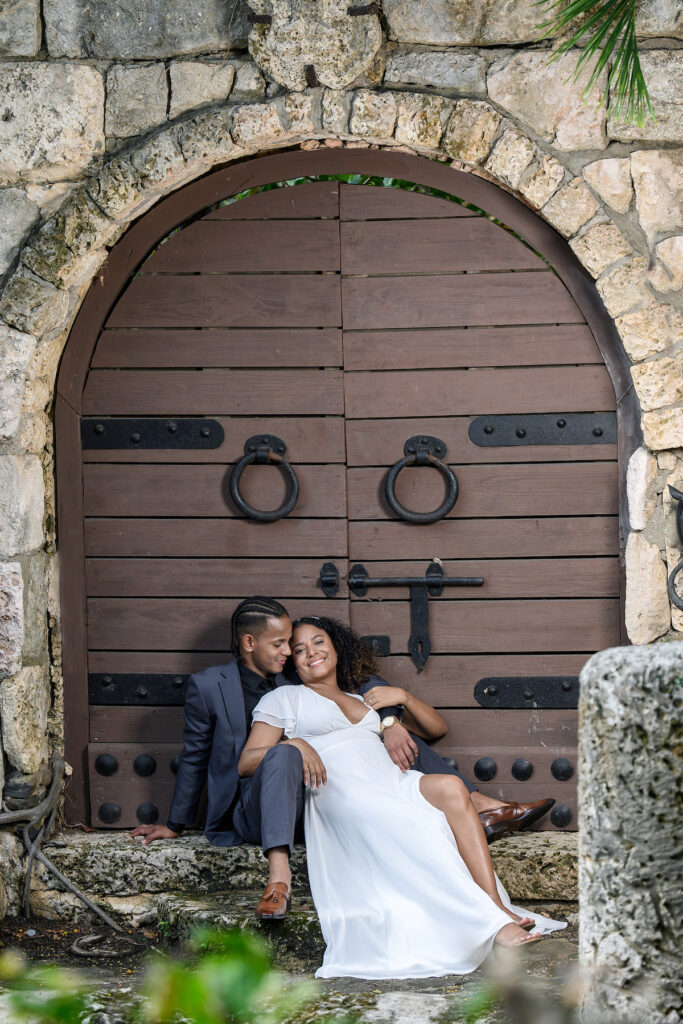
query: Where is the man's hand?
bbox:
[363,685,407,711]
[382,723,419,772]
[130,824,179,844]
[284,738,327,788]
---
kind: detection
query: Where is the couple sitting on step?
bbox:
[131,596,566,979]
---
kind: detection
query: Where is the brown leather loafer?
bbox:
[256,882,291,920]
[479,798,556,844]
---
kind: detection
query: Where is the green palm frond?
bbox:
[536,0,655,126]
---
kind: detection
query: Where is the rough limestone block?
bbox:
[0,0,40,56]
[173,108,241,171]
[624,532,670,643]
[0,274,69,337]
[394,93,451,150]
[579,644,683,1023]
[106,64,168,139]
[616,303,683,362]
[86,155,146,222]
[130,133,186,193]
[169,61,236,119]
[230,102,287,149]
[0,665,50,772]
[0,64,104,184]
[626,446,658,531]
[349,89,398,141]
[485,127,535,189]
[321,88,351,135]
[636,0,683,36]
[631,149,683,241]
[230,62,266,102]
[0,562,23,679]
[284,92,319,136]
[609,51,683,145]
[0,325,37,442]
[631,354,683,413]
[569,222,632,279]
[648,235,683,295]
[541,178,599,239]
[596,257,649,318]
[384,49,487,97]
[583,157,633,214]
[44,0,249,58]
[0,189,39,277]
[0,455,44,557]
[20,551,48,663]
[487,51,607,151]
[442,99,500,165]
[518,154,565,208]
[642,407,683,451]
[383,0,554,45]
[247,0,382,91]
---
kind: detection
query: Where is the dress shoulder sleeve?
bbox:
[252,686,298,737]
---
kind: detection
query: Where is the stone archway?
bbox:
[0,89,678,806]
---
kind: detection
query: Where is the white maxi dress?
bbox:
[252,684,566,979]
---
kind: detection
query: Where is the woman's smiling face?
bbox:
[291,623,338,684]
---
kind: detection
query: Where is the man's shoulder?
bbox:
[187,662,235,688]
[358,673,389,692]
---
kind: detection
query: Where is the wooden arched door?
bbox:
[56,149,636,829]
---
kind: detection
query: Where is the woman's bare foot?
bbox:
[494,923,542,947]
[505,909,534,928]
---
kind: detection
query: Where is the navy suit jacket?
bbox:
[167,661,397,846]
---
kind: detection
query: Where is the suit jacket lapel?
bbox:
[217,661,247,752]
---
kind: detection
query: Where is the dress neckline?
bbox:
[305,686,373,726]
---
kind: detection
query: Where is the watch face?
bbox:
[381,716,397,729]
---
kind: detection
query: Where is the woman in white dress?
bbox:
[238,616,565,979]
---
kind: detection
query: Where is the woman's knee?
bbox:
[422,773,470,811]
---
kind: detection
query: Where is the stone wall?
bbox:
[0,0,681,868]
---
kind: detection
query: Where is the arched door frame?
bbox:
[56,147,640,822]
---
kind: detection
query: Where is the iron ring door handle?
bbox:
[229,434,300,522]
[384,436,459,524]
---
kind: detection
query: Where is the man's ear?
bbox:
[241,632,256,653]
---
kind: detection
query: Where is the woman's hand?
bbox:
[363,685,407,711]
[284,738,327,788]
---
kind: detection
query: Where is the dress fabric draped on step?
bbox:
[253,685,566,979]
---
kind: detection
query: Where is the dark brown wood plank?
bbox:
[87,599,350,650]
[340,185,477,220]
[438,709,577,745]
[348,463,618,519]
[83,417,345,464]
[83,464,346,518]
[436,745,577,780]
[341,219,545,275]
[89,743,181,782]
[91,329,343,369]
[344,325,601,371]
[91,706,184,742]
[345,366,614,418]
[350,518,619,559]
[86,558,350,598]
[342,272,581,330]
[142,221,341,273]
[90,780,182,829]
[376,653,589,706]
[107,275,341,329]
[206,181,339,220]
[82,369,343,416]
[89,651,230,674]
[350,599,619,653]
[349,558,618,599]
[346,418,616,466]
[85,518,349,558]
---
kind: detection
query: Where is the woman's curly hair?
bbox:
[289,616,378,692]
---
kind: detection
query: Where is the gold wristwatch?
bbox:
[380,715,399,733]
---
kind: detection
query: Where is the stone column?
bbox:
[579,644,683,1024]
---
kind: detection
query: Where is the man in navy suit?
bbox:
[131,596,554,919]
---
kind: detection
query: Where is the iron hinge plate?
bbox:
[474,676,579,709]
[81,418,224,449]
[469,413,616,447]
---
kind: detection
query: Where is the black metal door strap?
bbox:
[89,674,188,705]
[81,418,224,449]
[348,560,483,672]
[667,485,683,611]
[474,676,579,709]
[229,435,300,522]
[385,436,459,524]
[468,412,617,447]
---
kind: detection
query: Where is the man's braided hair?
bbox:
[290,616,378,693]
[230,596,290,657]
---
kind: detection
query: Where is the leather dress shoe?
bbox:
[256,882,291,920]
[479,798,555,844]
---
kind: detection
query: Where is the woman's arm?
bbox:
[238,721,284,777]
[364,685,448,741]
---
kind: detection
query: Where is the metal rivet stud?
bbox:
[133,753,157,777]
[556,419,566,428]
[130,432,142,444]
[593,426,603,437]
[550,805,572,828]
[486,684,498,696]
[511,758,533,781]
[167,422,178,434]
[173,676,184,687]
[94,423,105,435]
[94,753,118,776]
[561,679,573,692]
[136,802,159,825]
[137,687,149,699]
[523,688,534,700]
[551,757,574,781]
[474,757,497,781]
[200,427,210,438]
[102,676,113,686]
[98,802,121,824]
[516,428,526,438]
[483,425,494,435]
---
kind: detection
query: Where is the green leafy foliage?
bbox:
[536,0,655,126]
